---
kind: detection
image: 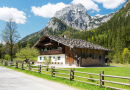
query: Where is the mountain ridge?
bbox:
[53,3,114,31]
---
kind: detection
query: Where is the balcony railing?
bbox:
[40,49,64,55]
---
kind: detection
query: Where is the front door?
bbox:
[69,53,74,66]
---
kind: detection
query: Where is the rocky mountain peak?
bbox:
[52,3,114,31]
[53,3,91,31]
[124,0,130,8]
[54,3,88,19]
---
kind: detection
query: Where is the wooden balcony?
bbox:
[40,49,64,55]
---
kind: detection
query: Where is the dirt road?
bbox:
[0,66,78,90]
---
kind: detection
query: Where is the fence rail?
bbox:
[0,60,130,90]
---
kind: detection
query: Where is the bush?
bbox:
[4,54,11,60]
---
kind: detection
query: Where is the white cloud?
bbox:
[0,6,27,24]
[93,0,126,9]
[71,0,100,12]
[31,2,68,18]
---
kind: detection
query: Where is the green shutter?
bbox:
[40,57,42,60]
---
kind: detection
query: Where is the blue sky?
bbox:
[0,0,127,43]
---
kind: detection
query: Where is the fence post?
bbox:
[46,66,48,71]
[5,61,6,66]
[15,61,18,68]
[72,68,75,80]
[10,62,12,67]
[16,61,17,68]
[38,65,41,73]
[5,61,8,66]
[28,61,29,70]
[51,66,55,76]
[102,71,104,86]
[1,60,3,65]
[15,61,17,68]
[70,68,72,81]
[38,65,39,73]
[29,61,31,71]
[39,65,41,73]
[51,66,53,76]
[21,61,24,70]
[53,66,55,76]
[7,61,8,66]
[99,71,101,86]
[27,61,29,67]
[17,61,19,68]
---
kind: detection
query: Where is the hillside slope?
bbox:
[19,17,80,46]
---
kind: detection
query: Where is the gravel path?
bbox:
[0,66,78,90]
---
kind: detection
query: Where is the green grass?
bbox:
[1,63,130,90]
[47,64,130,90]
[74,66,130,90]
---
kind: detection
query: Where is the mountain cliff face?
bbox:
[52,4,114,31]
[53,4,91,31]
[91,13,114,29]
[124,0,130,17]
[46,17,67,32]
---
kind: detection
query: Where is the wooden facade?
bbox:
[64,46,106,66]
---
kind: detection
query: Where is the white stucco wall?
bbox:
[37,54,65,65]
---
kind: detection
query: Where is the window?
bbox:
[49,56,51,59]
[57,56,61,60]
[40,57,42,60]
[44,48,47,51]
[53,56,55,59]
[49,46,53,50]
[57,47,62,49]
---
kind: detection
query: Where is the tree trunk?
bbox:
[11,45,13,62]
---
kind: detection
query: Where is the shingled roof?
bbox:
[34,35,112,51]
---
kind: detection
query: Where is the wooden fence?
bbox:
[0,60,130,90]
